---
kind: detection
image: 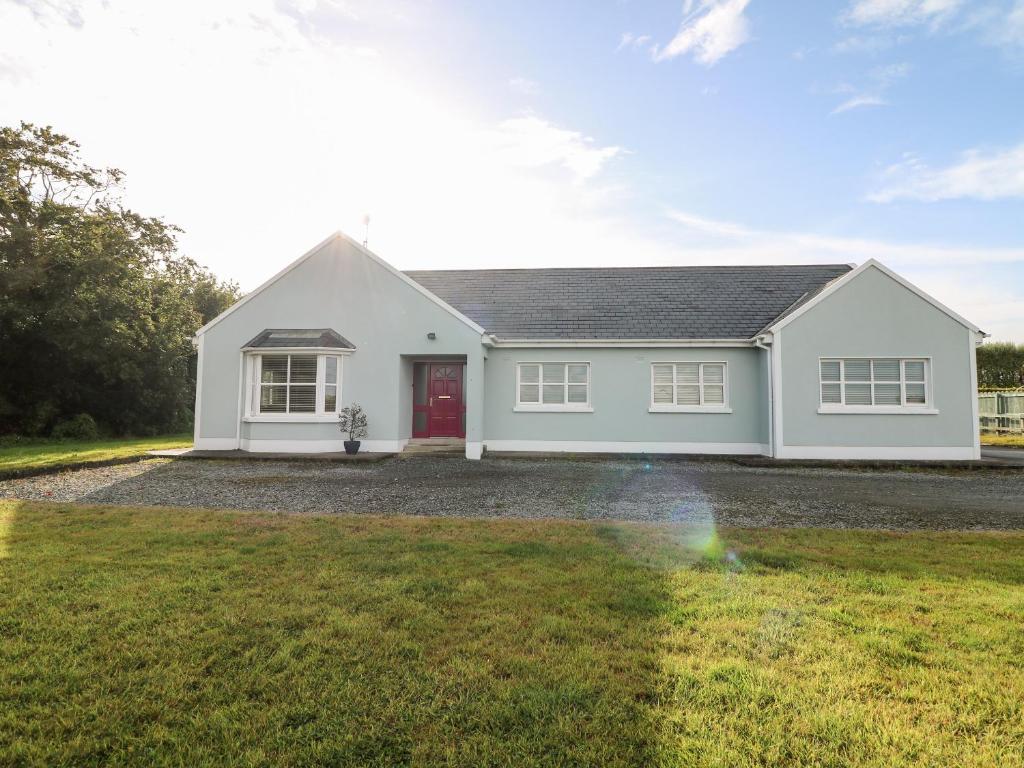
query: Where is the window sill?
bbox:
[817,407,939,415]
[244,415,339,423]
[649,406,733,414]
[514,405,594,413]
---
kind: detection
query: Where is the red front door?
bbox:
[428,364,464,437]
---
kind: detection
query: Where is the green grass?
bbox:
[1,502,1022,767]
[981,432,1024,448]
[0,434,191,474]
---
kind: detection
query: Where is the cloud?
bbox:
[829,60,909,115]
[869,143,1024,202]
[666,209,1024,339]
[666,209,1024,265]
[840,0,1024,55]
[486,116,624,182]
[654,0,753,66]
[0,0,635,283]
[616,32,651,52]
[843,0,963,28]
[831,94,888,114]
[508,76,540,95]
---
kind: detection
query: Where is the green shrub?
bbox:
[50,414,100,441]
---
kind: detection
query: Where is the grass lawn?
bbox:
[981,433,1024,448]
[0,434,192,475]
[1,502,1022,767]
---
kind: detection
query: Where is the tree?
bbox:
[0,122,240,435]
[977,342,1024,390]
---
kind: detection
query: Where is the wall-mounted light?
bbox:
[427,332,436,340]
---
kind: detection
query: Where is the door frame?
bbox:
[412,361,466,438]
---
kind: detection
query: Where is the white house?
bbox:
[193,232,984,461]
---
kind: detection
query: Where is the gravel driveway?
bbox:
[2,456,1023,531]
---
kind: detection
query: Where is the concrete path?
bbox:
[981,446,1024,466]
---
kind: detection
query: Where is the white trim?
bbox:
[650,361,729,410]
[772,330,784,456]
[969,328,982,460]
[649,406,733,414]
[240,346,355,355]
[246,352,343,418]
[767,259,983,335]
[193,333,205,446]
[514,405,594,413]
[775,445,977,461]
[515,361,592,410]
[493,338,753,348]
[239,438,407,453]
[194,231,485,338]
[817,356,933,410]
[243,415,341,423]
[483,440,765,455]
[194,437,238,450]
[465,441,483,460]
[235,352,244,449]
[817,407,939,415]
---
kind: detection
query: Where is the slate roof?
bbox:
[404,265,852,340]
[244,329,356,349]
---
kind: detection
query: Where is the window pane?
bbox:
[872,359,900,381]
[290,355,317,384]
[567,364,588,384]
[260,385,287,412]
[325,384,337,412]
[845,383,872,405]
[845,359,870,381]
[653,365,674,386]
[542,364,565,384]
[677,363,699,384]
[703,385,725,405]
[904,361,925,382]
[519,364,540,384]
[542,384,565,404]
[567,384,588,404]
[326,356,338,385]
[653,384,674,404]
[821,383,842,404]
[905,383,926,404]
[261,356,288,383]
[519,383,539,403]
[873,383,901,405]
[677,385,700,405]
[289,385,316,412]
[703,364,724,385]
[820,361,841,382]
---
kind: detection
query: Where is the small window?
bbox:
[251,354,342,416]
[517,363,590,410]
[819,358,930,409]
[651,363,728,409]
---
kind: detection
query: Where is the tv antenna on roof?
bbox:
[361,214,370,248]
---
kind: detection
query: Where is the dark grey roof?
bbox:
[244,329,355,349]
[405,265,852,340]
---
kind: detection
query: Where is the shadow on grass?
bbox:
[0,500,678,767]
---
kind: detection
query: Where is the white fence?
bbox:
[978,391,1024,434]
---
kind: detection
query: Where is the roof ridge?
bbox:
[404,264,852,274]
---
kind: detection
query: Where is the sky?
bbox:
[1,0,1023,340]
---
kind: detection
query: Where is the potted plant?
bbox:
[338,404,368,454]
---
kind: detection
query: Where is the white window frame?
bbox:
[817,357,938,415]
[649,361,732,413]
[243,351,347,422]
[514,362,593,412]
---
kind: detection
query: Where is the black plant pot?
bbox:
[343,440,361,455]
